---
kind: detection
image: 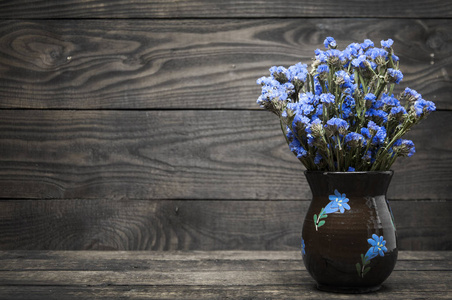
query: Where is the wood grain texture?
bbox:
[0,199,450,250]
[1,109,451,201]
[0,251,450,299]
[0,19,450,109]
[0,0,451,18]
[0,285,451,300]
[1,250,451,271]
[0,110,450,201]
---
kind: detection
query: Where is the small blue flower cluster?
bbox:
[356,234,388,278]
[256,37,436,171]
[314,190,350,231]
[365,234,388,259]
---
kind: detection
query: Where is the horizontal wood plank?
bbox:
[3,249,450,262]
[0,199,450,250]
[0,110,450,201]
[0,0,450,18]
[1,270,449,286]
[0,19,450,109]
[0,285,450,300]
[1,250,451,271]
[0,251,450,300]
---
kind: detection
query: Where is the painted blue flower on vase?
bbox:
[314,189,350,231]
[356,234,388,277]
[301,238,306,256]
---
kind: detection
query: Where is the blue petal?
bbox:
[323,203,339,214]
[334,189,341,197]
[342,203,351,210]
[372,234,379,241]
[329,195,337,201]
[365,248,378,260]
[368,238,377,246]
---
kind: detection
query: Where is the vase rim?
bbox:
[304,170,394,175]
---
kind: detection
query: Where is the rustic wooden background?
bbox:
[0,0,451,251]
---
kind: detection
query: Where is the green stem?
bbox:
[279,119,290,146]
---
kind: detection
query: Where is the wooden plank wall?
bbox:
[0,1,451,251]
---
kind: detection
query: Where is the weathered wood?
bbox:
[0,19,450,109]
[1,269,450,286]
[3,249,449,262]
[0,250,451,271]
[0,285,450,300]
[0,0,450,18]
[0,199,450,250]
[0,251,450,299]
[0,110,450,201]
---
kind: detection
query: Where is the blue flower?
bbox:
[381,38,394,49]
[363,122,386,146]
[381,93,400,107]
[393,139,416,157]
[362,149,376,163]
[326,189,351,213]
[387,68,403,84]
[313,77,323,95]
[299,92,318,106]
[365,234,388,260]
[326,117,349,135]
[335,70,353,88]
[402,87,422,102]
[413,98,436,117]
[366,109,388,124]
[287,62,308,82]
[389,106,407,121]
[361,127,371,139]
[364,93,376,102]
[314,189,351,231]
[372,126,387,145]
[366,47,388,62]
[367,120,379,133]
[314,152,323,165]
[358,234,388,277]
[361,39,375,50]
[317,64,329,74]
[347,167,355,172]
[324,36,337,49]
[351,55,368,68]
[269,66,289,82]
[341,96,356,119]
[345,132,366,148]
[326,49,346,64]
[315,49,328,63]
[292,114,311,137]
[320,93,335,106]
[256,76,294,108]
[289,137,308,159]
[343,42,362,60]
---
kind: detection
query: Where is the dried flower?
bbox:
[256,37,436,171]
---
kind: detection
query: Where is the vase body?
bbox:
[301,171,397,293]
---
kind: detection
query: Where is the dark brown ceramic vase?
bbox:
[301,171,398,293]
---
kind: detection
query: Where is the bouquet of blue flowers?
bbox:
[256,37,436,171]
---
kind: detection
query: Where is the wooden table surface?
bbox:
[0,251,450,299]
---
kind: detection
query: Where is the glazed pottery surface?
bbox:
[301,171,398,293]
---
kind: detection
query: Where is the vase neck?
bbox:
[304,171,393,197]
